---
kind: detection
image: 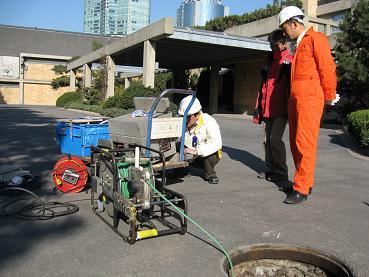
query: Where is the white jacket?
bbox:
[184,112,222,157]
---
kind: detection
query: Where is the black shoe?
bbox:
[283,190,308,204]
[266,173,288,182]
[207,176,219,184]
[257,171,272,179]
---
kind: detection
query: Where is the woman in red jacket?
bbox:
[254,29,293,183]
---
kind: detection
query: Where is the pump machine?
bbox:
[54,89,197,243]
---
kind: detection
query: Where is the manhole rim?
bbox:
[220,243,356,277]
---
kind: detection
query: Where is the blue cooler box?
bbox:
[56,121,110,157]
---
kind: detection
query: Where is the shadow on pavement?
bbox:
[328,133,369,157]
[222,145,294,194]
[0,106,85,271]
[0,216,86,270]
[0,106,62,176]
[222,145,266,174]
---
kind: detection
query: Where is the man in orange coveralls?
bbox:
[278,6,340,204]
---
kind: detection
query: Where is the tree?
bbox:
[196,0,302,32]
[51,56,81,90]
[51,64,69,90]
[335,0,369,111]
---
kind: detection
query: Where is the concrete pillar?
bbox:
[69,69,76,91]
[124,77,130,89]
[83,64,92,88]
[301,0,317,17]
[143,40,156,88]
[209,65,220,114]
[19,56,24,104]
[324,24,331,36]
[106,56,115,98]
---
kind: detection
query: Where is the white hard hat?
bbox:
[178,95,202,116]
[278,6,305,26]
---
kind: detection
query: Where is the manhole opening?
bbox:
[222,244,354,277]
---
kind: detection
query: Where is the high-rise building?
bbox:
[176,0,229,27]
[84,0,151,35]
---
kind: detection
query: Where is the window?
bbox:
[332,26,341,34]
[318,0,340,5]
[332,13,345,22]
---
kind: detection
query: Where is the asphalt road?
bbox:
[0,105,368,276]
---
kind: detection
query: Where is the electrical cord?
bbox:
[0,178,81,220]
[145,180,234,277]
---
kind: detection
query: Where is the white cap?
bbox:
[178,95,202,116]
[278,6,305,26]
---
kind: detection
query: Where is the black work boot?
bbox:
[283,190,308,204]
[207,176,219,184]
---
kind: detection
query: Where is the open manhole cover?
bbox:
[221,244,355,277]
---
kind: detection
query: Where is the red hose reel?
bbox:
[52,156,89,193]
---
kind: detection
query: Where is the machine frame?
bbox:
[90,144,188,244]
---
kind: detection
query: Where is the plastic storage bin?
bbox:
[56,121,110,157]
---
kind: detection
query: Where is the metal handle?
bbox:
[145,88,196,161]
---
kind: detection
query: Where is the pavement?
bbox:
[0,105,368,277]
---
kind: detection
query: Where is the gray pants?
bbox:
[264,117,288,177]
[190,152,220,180]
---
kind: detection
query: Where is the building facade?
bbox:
[0,25,118,105]
[176,0,229,27]
[84,0,151,35]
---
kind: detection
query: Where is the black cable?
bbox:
[0,185,80,220]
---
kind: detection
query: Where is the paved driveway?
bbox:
[0,105,368,276]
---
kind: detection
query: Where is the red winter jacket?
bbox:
[253,49,293,123]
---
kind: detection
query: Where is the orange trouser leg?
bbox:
[288,96,324,195]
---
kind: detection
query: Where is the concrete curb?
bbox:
[214,113,252,120]
[59,107,102,116]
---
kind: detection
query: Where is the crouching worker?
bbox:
[178,95,222,184]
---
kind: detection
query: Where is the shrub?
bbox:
[347,109,369,148]
[103,81,159,110]
[56,91,82,107]
[65,102,131,118]
[80,87,104,105]
[155,72,172,91]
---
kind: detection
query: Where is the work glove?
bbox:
[325,93,340,106]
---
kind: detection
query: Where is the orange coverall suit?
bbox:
[289,27,337,195]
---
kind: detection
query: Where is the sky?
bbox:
[0,0,272,33]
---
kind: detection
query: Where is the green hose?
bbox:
[146,180,234,276]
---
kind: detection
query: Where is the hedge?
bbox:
[103,81,159,110]
[65,101,131,118]
[347,109,369,148]
[56,91,82,107]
